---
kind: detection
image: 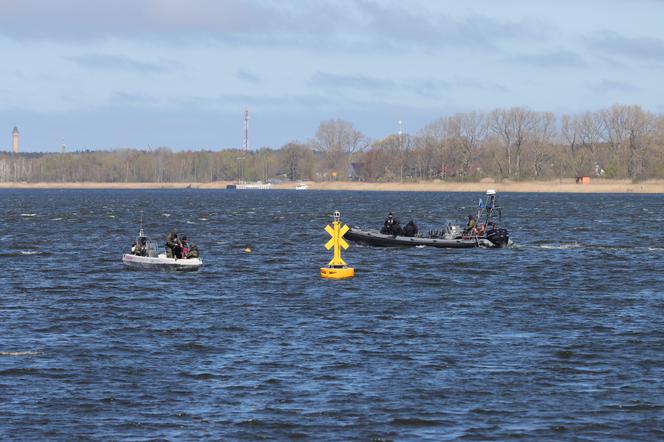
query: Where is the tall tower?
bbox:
[243,109,249,152]
[12,127,19,154]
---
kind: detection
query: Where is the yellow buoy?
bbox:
[320,211,355,279]
[244,245,252,253]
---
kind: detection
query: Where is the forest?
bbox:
[2,104,664,183]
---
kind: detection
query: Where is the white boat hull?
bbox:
[122,253,203,271]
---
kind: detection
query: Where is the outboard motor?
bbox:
[486,228,509,247]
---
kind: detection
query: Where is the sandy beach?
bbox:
[2,179,664,193]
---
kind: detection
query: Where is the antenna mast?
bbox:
[243,109,249,153]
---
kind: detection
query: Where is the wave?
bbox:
[0,251,47,257]
[0,350,41,356]
[20,213,37,217]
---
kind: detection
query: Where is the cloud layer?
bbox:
[0,0,662,150]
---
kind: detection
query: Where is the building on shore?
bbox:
[12,127,19,153]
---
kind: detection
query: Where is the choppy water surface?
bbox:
[1,189,663,440]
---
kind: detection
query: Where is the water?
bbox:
[1,189,663,440]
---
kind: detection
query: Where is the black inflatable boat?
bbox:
[345,189,511,249]
[345,226,510,248]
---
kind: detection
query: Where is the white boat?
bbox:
[122,253,202,271]
[295,182,309,190]
[122,227,202,271]
[227,181,272,190]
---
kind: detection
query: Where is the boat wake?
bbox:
[537,243,582,250]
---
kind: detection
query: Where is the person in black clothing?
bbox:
[403,220,418,237]
[381,212,402,235]
[133,237,148,256]
[165,229,179,258]
[381,212,394,234]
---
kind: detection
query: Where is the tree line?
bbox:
[2,104,664,183]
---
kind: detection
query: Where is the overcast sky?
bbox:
[1,0,663,151]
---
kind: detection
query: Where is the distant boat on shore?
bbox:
[226,181,272,190]
[295,182,309,190]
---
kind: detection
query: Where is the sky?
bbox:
[1,0,663,152]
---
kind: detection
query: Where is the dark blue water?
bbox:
[1,190,663,440]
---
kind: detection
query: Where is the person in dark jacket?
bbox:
[186,243,199,259]
[381,212,402,235]
[403,220,418,237]
[165,229,178,258]
[134,237,148,256]
[381,212,395,234]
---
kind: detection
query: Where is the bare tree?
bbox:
[490,108,513,178]
[448,112,488,179]
[530,112,556,177]
[624,106,656,179]
[420,117,458,179]
[312,119,368,178]
[561,114,583,176]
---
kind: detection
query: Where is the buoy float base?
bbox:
[320,266,355,279]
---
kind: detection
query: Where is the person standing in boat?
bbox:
[165,229,179,258]
[463,215,477,235]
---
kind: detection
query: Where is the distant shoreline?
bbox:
[1,179,664,193]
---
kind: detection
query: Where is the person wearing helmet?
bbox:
[381,212,394,234]
[381,212,401,235]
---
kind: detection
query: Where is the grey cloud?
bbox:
[110,92,159,106]
[0,0,548,54]
[309,71,452,100]
[235,68,262,84]
[510,50,587,68]
[175,93,336,110]
[352,2,549,51]
[65,54,177,73]
[0,0,292,41]
[309,72,396,91]
[590,80,640,93]
[588,31,664,62]
[174,89,422,113]
[453,77,509,93]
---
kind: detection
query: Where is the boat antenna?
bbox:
[139,210,144,237]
